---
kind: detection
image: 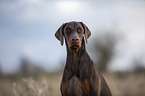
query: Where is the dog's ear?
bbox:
[79,22,91,44]
[55,23,67,46]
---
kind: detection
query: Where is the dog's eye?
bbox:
[77,28,82,33]
[66,27,71,34]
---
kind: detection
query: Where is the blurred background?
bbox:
[0,0,145,96]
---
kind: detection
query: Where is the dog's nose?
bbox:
[71,36,79,42]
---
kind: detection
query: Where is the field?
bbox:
[0,72,145,96]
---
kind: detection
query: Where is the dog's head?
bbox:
[55,21,91,52]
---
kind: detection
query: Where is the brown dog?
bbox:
[55,21,112,96]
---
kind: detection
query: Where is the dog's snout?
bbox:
[71,36,79,42]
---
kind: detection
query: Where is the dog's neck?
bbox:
[65,38,89,72]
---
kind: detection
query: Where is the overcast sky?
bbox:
[0,0,145,74]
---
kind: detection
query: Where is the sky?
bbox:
[0,0,145,74]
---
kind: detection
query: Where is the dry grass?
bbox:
[0,72,145,96]
[12,74,61,96]
[13,78,50,96]
[0,80,13,96]
[104,72,145,96]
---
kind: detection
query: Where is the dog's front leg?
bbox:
[80,64,101,96]
[60,69,72,96]
[61,81,68,96]
[81,79,90,96]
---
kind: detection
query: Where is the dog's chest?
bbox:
[67,75,82,96]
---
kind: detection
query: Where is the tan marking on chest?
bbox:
[61,82,67,95]
[82,79,90,95]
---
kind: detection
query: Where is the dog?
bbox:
[55,21,112,96]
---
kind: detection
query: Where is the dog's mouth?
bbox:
[70,43,79,50]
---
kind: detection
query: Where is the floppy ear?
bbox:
[55,23,66,46]
[79,22,91,44]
